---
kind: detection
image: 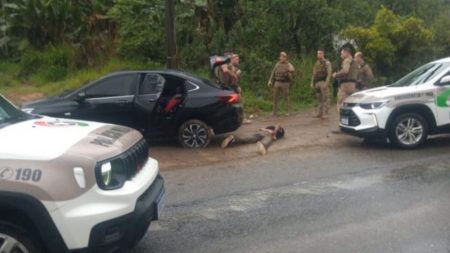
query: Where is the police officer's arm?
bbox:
[268,63,278,86]
[221,64,229,73]
[334,58,351,79]
[364,65,374,83]
[326,61,332,84]
[287,63,295,82]
[223,64,239,86]
[310,63,316,88]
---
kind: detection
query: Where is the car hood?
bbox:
[345,85,435,104]
[0,117,141,161]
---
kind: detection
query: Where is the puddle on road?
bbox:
[387,163,450,182]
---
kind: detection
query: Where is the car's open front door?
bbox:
[134,73,166,133]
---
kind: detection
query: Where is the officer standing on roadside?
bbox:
[228,53,241,93]
[332,46,359,113]
[268,52,295,116]
[230,53,252,124]
[355,52,374,90]
[311,49,332,119]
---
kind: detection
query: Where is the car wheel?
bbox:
[389,113,428,149]
[178,119,212,148]
[0,221,42,253]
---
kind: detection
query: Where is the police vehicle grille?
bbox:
[122,138,149,178]
[340,109,361,127]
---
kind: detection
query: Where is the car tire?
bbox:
[178,119,212,148]
[389,113,428,149]
[0,221,42,253]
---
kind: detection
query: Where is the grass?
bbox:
[0,58,159,103]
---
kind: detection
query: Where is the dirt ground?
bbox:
[6,92,44,105]
[151,107,355,171]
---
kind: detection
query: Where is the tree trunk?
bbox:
[165,0,179,69]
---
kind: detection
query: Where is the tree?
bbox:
[341,6,433,80]
[2,0,115,65]
[108,0,165,62]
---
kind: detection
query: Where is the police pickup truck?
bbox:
[340,57,450,149]
[0,95,165,253]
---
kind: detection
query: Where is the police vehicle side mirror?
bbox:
[438,75,450,86]
[74,92,86,102]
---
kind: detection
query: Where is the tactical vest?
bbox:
[348,60,359,81]
[313,60,328,82]
[274,62,292,82]
[340,58,359,82]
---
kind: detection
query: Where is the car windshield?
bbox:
[390,62,450,87]
[0,96,33,129]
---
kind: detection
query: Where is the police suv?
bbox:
[340,57,450,149]
[0,95,165,253]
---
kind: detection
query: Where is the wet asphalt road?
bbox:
[132,136,450,253]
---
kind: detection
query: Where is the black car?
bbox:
[22,70,243,148]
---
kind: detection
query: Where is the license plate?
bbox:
[156,190,166,220]
[341,117,349,125]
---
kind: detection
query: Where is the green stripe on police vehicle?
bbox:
[437,89,450,107]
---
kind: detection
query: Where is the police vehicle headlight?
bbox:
[100,162,112,186]
[359,101,388,110]
[96,159,128,190]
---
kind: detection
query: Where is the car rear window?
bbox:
[200,77,222,89]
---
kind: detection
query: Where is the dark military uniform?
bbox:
[312,59,332,118]
[268,62,295,115]
[334,56,359,113]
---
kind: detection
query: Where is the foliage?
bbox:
[19,46,76,82]
[108,0,165,62]
[341,7,433,81]
[0,57,156,101]
[2,0,116,64]
[1,0,450,112]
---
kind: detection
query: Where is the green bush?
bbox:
[19,46,75,84]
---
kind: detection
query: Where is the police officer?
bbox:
[229,54,241,92]
[311,49,332,119]
[230,53,252,124]
[218,52,238,89]
[355,52,374,90]
[268,52,295,116]
[332,46,359,113]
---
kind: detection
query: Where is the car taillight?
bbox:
[220,93,240,104]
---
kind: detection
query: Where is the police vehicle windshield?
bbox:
[0,96,34,128]
[390,62,450,87]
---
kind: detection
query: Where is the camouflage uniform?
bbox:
[334,56,359,113]
[268,62,295,115]
[229,63,242,93]
[312,58,332,118]
[357,62,374,90]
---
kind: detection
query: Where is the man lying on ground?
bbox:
[221,124,285,155]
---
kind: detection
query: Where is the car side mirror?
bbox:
[74,92,86,102]
[438,75,450,86]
